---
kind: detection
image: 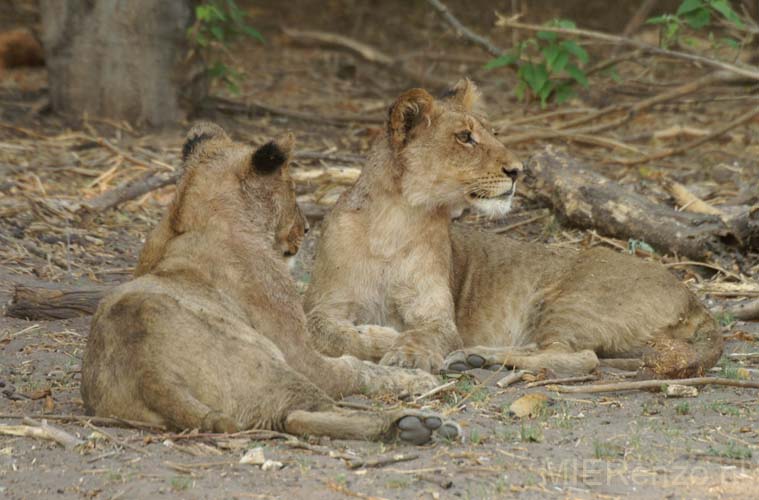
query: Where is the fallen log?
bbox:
[526,149,757,259]
[6,283,106,320]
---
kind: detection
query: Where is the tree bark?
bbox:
[39,0,204,127]
[7,284,106,320]
[525,149,728,260]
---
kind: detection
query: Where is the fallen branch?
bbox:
[663,179,726,217]
[546,377,759,394]
[77,169,178,222]
[6,283,107,320]
[426,0,502,56]
[0,418,83,448]
[0,413,166,431]
[525,375,596,388]
[282,28,450,90]
[727,298,759,321]
[212,95,384,126]
[495,15,759,80]
[348,453,419,469]
[615,107,759,165]
[526,149,726,259]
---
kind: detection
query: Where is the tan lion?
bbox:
[305,79,723,378]
[81,123,460,444]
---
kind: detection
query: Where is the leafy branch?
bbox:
[485,19,591,107]
[187,0,264,94]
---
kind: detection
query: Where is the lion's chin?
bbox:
[467,193,514,218]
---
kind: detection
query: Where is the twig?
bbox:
[0,418,83,448]
[413,380,457,403]
[82,420,146,454]
[282,440,356,462]
[615,107,759,165]
[663,261,744,282]
[77,170,178,221]
[491,212,549,234]
[496,370,527,388]
[348,453,419,469]
[525,375,596,388]
[282,28,450,89]
[0,413,164,431]
[546,377,759,394]
[615,0,657,55]
[212,95,384,126]
[426,0,502,56]
[495,15,759,80]
[501,127,641,152]
[727,352,759,360]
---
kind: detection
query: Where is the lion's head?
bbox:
[173,122,307,257]
[386,79,523,217]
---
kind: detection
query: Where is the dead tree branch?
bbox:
[495,15,759,80]
[427,0,503,56]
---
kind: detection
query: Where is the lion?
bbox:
[81,123,460,444]
[304,79,723,378]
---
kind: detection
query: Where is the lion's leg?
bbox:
[140,370,238,433]
[329,355,439,398]
[307,309,399,361]
[284,408,461,445]
[443,344,599,377]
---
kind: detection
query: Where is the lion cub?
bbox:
[81,123,459,444]
[305,79,722,378]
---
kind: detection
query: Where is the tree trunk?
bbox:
[39,0,204,127]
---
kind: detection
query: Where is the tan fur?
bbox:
[305,80,723,377]
[81,123,459,443]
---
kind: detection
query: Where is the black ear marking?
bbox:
[252,141,287,175]
[182,132,212,162]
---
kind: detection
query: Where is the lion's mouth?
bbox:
[468,182,516,201]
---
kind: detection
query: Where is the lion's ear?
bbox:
[388,88,435,149]
[252,133,294,175]
[182,122,229,162]
[441,78,483,113]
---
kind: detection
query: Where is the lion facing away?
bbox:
[305,79,723,378]
[81,123,460,444]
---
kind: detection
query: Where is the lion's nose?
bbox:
[501,166,520,181]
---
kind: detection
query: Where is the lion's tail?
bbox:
[642,305,723,379]
[307,312,398,363]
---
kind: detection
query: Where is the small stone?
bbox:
[239,447,265,465]
[261,459,283,471]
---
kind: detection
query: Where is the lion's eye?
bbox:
[456,131,477,146]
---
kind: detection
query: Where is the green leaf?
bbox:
[521,63,549,93]
[606,65,622,83]
[722,37,740,49]
[538,82,553,107]
[537,30,557,42]
[484,52,518,70]
[515,80,527,101]
[210,25,225,42]
[196,5,212,22]
[677,0,705,15]
[541,44,561,72]
[709,0,744,26]
[208,61,228,78]
[241,25,265,42]
[554,19,577,29]
[554,83,575,104]
[566,64,588,88]
[560,40,589,64]
[684,8,711,28]
[646,15,673,25]
[552,51,569,73]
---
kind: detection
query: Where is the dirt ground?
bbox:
[1,1,759,499]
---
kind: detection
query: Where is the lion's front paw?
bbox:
[380,346,444,373]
